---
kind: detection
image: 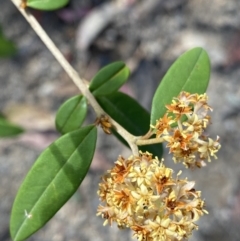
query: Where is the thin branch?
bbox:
[136,137,164,146]
[10,0,139,156]
[139,129,154,140]
[11,0,101,114]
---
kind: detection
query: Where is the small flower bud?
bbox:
[95,115,112,134]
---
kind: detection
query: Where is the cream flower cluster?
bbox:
[152,91,221,168]
[97,152,207,241]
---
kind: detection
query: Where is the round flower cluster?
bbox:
[97,152,207,241]
[152,91,221,168]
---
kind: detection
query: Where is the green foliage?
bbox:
[151,47,210,124]
[8,46,212,241]
[97,92,163,158]
[10,126,97,241]
[55,95,87,135]
[26,0,69,10]
[0,28,17,57]
[0,118,23,137]
[89,61,130,96]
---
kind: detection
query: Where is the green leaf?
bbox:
[0,34,17,58]
[151,47,210,124]
[89,61,130,96]
[97,92,163,158]
[26,0,69,10]
[10,125,97,241]
[0,118,23,137]
[55,95,87,135]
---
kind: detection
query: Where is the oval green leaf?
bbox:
[151,47,210,124]
[97,92,163,158]
[0,118,23,137]
[89,61,130,96]
[26,0,69,10]
[55,95,87,135]
[10,125,97,241]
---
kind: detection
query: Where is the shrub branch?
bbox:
[10,0,140,155]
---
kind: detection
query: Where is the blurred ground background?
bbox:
[1,0,240,240]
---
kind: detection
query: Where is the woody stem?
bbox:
[10,0,139,156]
